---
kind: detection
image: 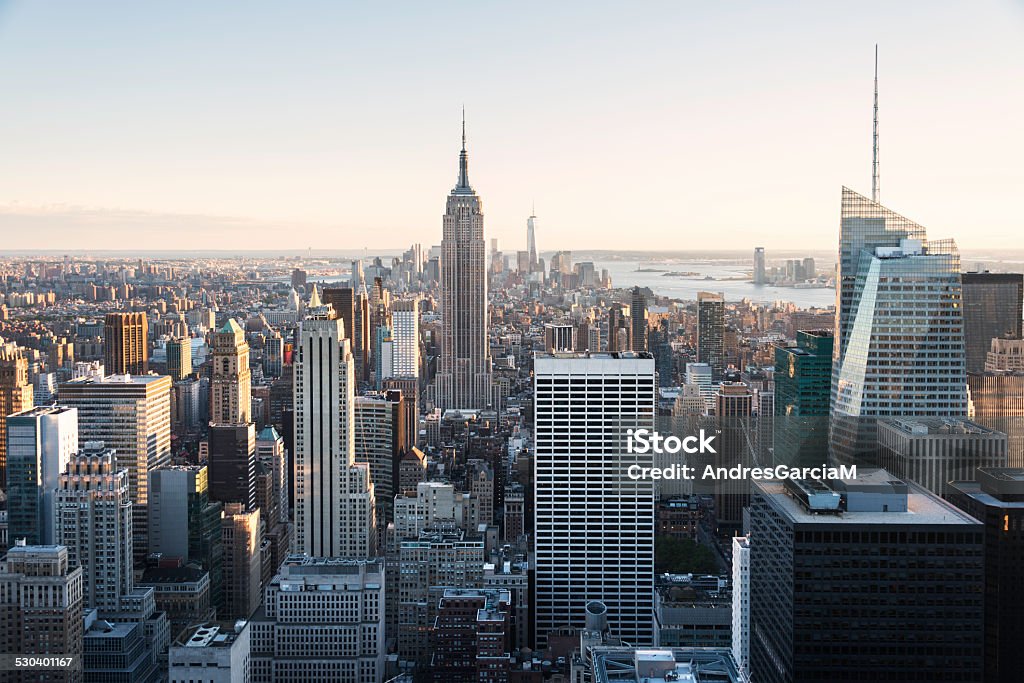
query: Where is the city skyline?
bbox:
[0,2,1022,251]
[2,5,1023,681]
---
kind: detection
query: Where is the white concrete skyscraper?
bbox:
[436,114,492,410]
[390,298,419,380]
[533,352,656,648]
[293,306,376,558]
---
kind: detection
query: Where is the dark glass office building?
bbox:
[961,272,1023,374]
[749,472,984,683]
[698,291,725,381]
[773,330,833,467]
[207,422,257,510]
[948,468,1024,683]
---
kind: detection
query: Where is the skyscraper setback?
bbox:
[436,116,492,411]
[55,443,133,614]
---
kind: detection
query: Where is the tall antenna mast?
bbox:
[872,44,880,202]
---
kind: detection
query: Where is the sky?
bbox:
[0,1,1022,252]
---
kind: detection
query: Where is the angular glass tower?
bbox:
[833,187,927,366]
[831,190,968,463]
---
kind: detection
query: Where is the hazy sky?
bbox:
[0,1,1022,252]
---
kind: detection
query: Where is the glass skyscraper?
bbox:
[833,187,926,369]
[830,188,968,463]
[774,330,833,467]
[832,234,968,463]
[961,272,1023,374]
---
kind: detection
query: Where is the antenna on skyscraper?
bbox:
[872,44,880,203]
[461,105,466,151]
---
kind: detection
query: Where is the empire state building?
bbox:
[436,117,492,410]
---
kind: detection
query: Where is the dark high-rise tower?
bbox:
[436,113,492,410]
[948,468,1024,683]
[774,330,833,467]
[750,474,984,682]
[697,291,725,381]
[630,287,648,353]
[961,272,1023,374]
[321,287,355,340]
[104,311,149,375]
[607,304,628,353]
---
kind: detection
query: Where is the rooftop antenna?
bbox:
[872,44,880,203]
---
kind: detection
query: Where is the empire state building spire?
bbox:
[456,108,471,193]
[437,110,492,411]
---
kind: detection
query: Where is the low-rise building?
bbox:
[169,621,251,683]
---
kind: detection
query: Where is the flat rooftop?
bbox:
[756,480,980,526]
[178,623,245,648]
[950,468,1024,507]
[591,647,742,683]
[535,351,654,360]
[880,417,1000,436]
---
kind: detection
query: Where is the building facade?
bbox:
[250,556,385,683]
[961,272,1023,374]
[533,352,656,648]
[55,443,133,614]
[61,374,172,563]
[832,235,968,464]
[0,348,34,490]
[210,319,252,424]
[6,405,79,546]
[697,292,725,381]
[0,544,84,683]
[436,120,493,411]
[104,312,149,376]
[948,468,1024,683]
[749,474,984,682]
[773,330,833,467]
[293,308,376,558]
[877,418,1007,496]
